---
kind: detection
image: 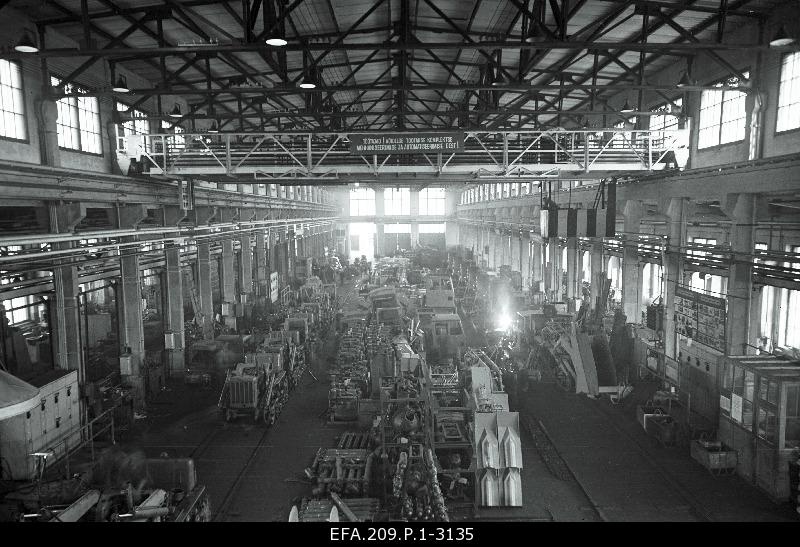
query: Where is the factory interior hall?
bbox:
[0,0,799,526]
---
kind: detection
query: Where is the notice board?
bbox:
[270,272,279,303]
[349,133,464,154]
[674,285,726,352]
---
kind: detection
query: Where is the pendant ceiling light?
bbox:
[266,37,288,47]
[169,104,182,118]
[112,75,129,93]
[14,32,39,53]
[770,26,795,47]
[620,99,634,113]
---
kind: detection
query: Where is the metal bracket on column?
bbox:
[720,193,767,221]
[50,202,88,233]
[191,206,217,226]
[239,208,257,223]
[218,207,239,223]
[162,205,188,227]
[116,204,149,229]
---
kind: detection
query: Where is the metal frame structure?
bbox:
[128,128,681,181]
[0,0,795,134]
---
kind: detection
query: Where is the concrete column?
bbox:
[622,200,643,323]
[520,233,531,288]
[196,243,214,340]
[217,209,237,328]
[190,207,216,340]
[410,188,420,250]
[565,237,578,301]
[724,193,758,355]
[531,238,543,292]
[48,204,86,385]
[490,230,500,269]
[279,232,291,285]
[375,223,385,257]
[590,239,604,310]
[548,238,561,300]
[255,229,268,302]
[38,96,62,168]
[220,237,236,325]
[511,234,521,272]
[662,198,687,359]
[239,232,253,305]
[118,205,148,413]
[164,242,185,376]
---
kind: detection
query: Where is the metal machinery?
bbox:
[368,288,405,330]
[459,350,523,509]
[185,333,256,378]
[423,313,465,364]
[0,369,209,522]
[291,431,382,522]
[217,351,288,425]
[377,356,449,522]
[259,329,306,392]
[294,256,314,285]
[520,305,623,398]
[422,273,457,312]
[0,454,210,522]
[329,317,369,422]
[373,257,410,287]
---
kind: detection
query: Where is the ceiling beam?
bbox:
[3,39,795,60]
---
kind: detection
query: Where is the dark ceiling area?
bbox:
[3,0,794,132]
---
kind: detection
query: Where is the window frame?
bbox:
[0,59,29,143]
[349,187,376,216]
[384,187,410,216]
[52,75,103,156]
[419,187,446,216]
[697,72,749,150]
[116,101,152,152]
[776,52,800,135]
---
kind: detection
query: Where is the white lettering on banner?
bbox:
[349,133,464,154]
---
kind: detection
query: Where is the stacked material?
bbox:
[290,498,381,522]
[309,447,374,497]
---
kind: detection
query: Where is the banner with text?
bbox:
[349,133,464,155]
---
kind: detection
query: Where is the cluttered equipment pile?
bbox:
[291,254,523,522]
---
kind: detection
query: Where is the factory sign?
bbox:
[349,133,464,154]
[674,286,727,352]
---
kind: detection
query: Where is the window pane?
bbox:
[777,52,800,132]
[419,187,446,215]
[349,187,375,216]
[384,187,410,215]
[0,60,26,140]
